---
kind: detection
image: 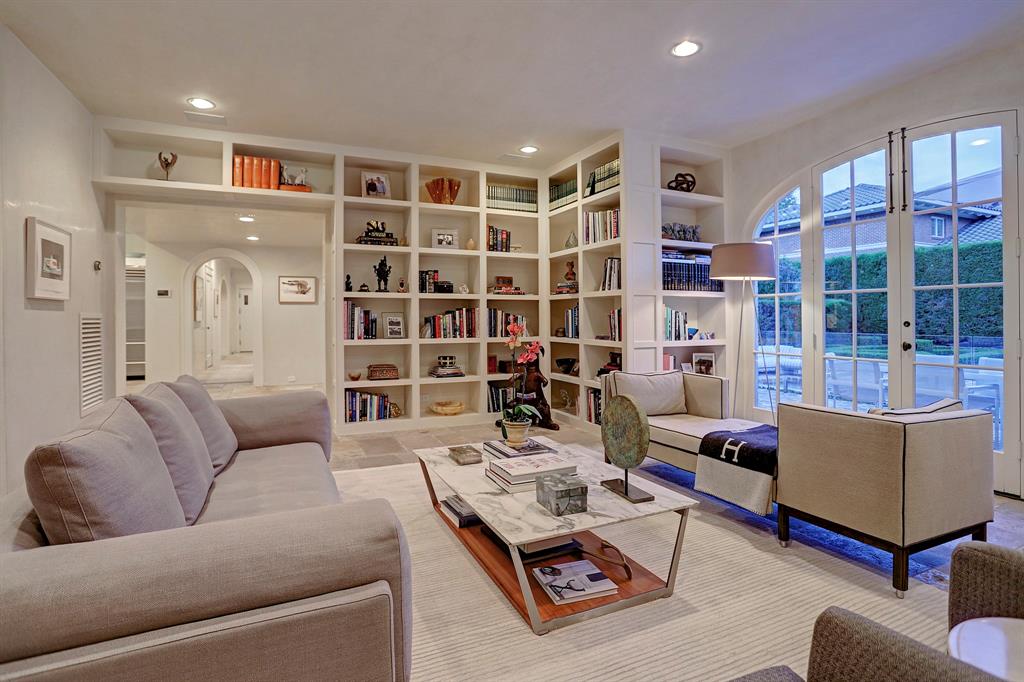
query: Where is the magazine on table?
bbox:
[531,559,618,605]
[483,438,557,458]
[489,453,576,484]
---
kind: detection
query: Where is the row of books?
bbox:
[343,302,377,339]
[344,389,391,422]
[608,308,622,341]
[486,184,538,213]
[586,387,602,425]
[662,250,723,292]
[487,309,528,338]
[663,354,680,371]
[665,306,689,341]
[487,225,513,252]
[583,208,620,244]
[549,177,578,210]
[419,270,449,293]
[232,155,281,190]
[422,308,477,339]
[600,257,621,291]
[484,451,575,494]
[486,379,514,414]
[584,158,621,197]
[563,304,579,338]
[553,280,578,295]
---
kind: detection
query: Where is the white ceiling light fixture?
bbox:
[670,40,701,57]
[969,138,990,147]
[519,145,539,154]
[186,97,216,110]
[238,215,255,223]
[245,235,260,241]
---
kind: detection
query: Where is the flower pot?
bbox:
[502,419,531,447]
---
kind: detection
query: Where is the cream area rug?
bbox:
[335,457,950,681]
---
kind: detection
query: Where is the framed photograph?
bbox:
[431,228,458,250]
[382,312,406,339]
[494,275,514,288]
[25,217,71,300]
[692,353,716,376]
[361,171,391,199]
[279,276,318,304]
[681,362,694,373]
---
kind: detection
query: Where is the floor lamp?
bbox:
[709,242,778,422]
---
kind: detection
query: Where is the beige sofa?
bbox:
[0,378,411,681]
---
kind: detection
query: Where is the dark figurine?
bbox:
[373,256,392,292]
[494,345,559,431]
[358,282,370,292]
[345,275,353,292]
[667,172,696,193]
[565,261,576,281]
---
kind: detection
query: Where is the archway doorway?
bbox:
[190,256,257,386]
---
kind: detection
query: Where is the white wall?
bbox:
[0,26,108,493]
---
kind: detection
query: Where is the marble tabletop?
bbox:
[948,617,1024,681]
[415,436,698,546]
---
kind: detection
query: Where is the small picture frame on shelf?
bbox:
[431,229,459,250]
[25,218,71,301]
[681,362,694,373]
[279,276,318,304]
[361,171,391,199]
[692,353,716,376]
[382,312,406,339]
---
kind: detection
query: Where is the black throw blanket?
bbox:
[697,424,779,476]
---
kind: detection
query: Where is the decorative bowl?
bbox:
[347,371,361,381]
[430,400,465,416]
[425,177,462,205]
[554,358,578,375]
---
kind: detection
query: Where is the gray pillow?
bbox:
[24,398,185,544]
[169,375,239,473]
[127,384,214,524]
[868,398,964,416]
[607,370,686,416]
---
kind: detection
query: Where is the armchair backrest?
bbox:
[600,370,729,419]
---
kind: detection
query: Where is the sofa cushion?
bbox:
[196,443,339,525]
[868,397,963,416]
[126,383,214,524]
[648,413,762,453]
[169,375,239,473]
[0,487,48,552]
[23,398,185,544]
[606,370,686,415]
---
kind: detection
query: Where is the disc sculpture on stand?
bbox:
[600,394,654,503]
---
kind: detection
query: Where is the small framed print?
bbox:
[25,217,71,300]
[692,353,716,376]
[431,229,458,249]
[681,362,694,373]
[361,171,391,199]
[382,312,406,339]
[279,276,318,304]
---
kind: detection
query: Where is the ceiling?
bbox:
[125,203,325,248]
[3,0,1023,167]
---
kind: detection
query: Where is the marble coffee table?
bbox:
[415,436,698,634]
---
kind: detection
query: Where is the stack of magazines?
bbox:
[428,364,465,378]
[483,438,556,459]
[532,560,618,604]
[484,452,576,494]
[439,494,481,528]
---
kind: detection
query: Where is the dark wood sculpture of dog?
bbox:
[493,345,560,431]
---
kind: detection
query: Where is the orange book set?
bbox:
[232,154,309,192]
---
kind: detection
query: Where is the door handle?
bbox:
[902,342,913,351]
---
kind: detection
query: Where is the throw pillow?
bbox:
[606,370,686,416]
[24,397,185,544]
[127,383,214,524]
[868,397,964,416]
[169,375,239,473]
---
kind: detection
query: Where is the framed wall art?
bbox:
[279,276,318,304]
[25,217,71,300]
[382,312,406,339]
[361,171,392,199]
[692,353,716,376]
[430,228,459,250]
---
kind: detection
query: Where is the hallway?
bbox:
[193,351,254,385]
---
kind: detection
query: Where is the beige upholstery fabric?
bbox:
[127,384,214,524]
[868,397,963,416]
[23,398,185,544]
[605,370,686,415]
[0,488,47,553]
[197,443,341,525]
[217,391,332,460]
[169,375,239,474]
[682,372,731,419]
[648,414,761,454]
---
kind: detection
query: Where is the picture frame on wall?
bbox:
[382,312,406,339]
[692,353,716,376]
[279,276,318,304]
[430,228,459,250]
[25,217,71,300]
[361,171,392,199]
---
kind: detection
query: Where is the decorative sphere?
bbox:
[601,395,650,470]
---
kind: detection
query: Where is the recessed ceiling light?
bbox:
[186,97,216,110]
[969,138,990,147]
[519,145,539,154]
[245,235,260,241]
[671,40,701,57]
[238,215,255,223]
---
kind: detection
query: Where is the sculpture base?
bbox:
[600,478,654,504]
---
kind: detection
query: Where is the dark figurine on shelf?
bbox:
[358,282,370,292]
[397,277,407,293]
[666,172,696,193]
[373,256,392,292]
[565,260,576,281]
[157,151,177,181]
[345,275,353,292]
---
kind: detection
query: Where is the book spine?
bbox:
[243,156,254,188]
[270,159,280,190]
[232,155,243,187]
[260,157,271,189]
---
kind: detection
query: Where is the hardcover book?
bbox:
[489,453,575,484]
[532,560,618,604]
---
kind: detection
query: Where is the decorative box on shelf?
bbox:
[367,363,400,380]
[536,473,588,516]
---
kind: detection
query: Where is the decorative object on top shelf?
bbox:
[24,218,71,301]
[347,371,362,381]
[584,158,620,197]
[358,282,370,292]
[486,184,538,212]
[431,228,459,250]
[661,222,702,241]
[457,283,470,295]
[465,237,476,250]
[356,220,399,246]
[428,355,465,379]
[390,402,403,418]
[345,275,353,292]
[278,276,317,304]
[361,171,391,199]
[536,473,588,516]
[554,327,566,337]
[564,261,576,282]
[430,400,466,416]
[666,172,696,193]
[600,395,654,504]
[280,163,311,192]
[397,277,407,293]
[373,256,392,292]
[564,230,578,249]
[157,151,177,181]
[424,177,461,204]
[489,275,526,296]
[381,312,405,339]
[692,352,716,376]
[554,358,578,375]
[367,363,400,381]
[597,352,622,377]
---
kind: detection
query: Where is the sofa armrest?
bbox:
[217,390,332,459]
[949,541,1024,629]
[682,372,730,418]
[0,499,411,680]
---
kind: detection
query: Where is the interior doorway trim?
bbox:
[181,249,264,386]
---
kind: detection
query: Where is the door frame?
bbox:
[237,286,254,353]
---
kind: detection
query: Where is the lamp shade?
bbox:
[710,242,776,280]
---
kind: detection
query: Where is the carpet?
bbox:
[335,455,951,681]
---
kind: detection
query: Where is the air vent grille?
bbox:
[80,314,104,415]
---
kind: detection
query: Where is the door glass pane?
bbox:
[959,367,1004,450]
[824,294,852,356]
[956,127,1002,204]
[958,202,1003,284]
[853,150,886,219]
[915,365,953,406]
[777,233,801,293]
[857,292,888,359]
[823,226,852,290]
[915,289,954,364]
[825,357,854,409]
[959,287,1003,364]
[856,360,888,411]
[914,226,954,285]
[855,220,887,288]
[779,354,802,404]
[755,206,776,239]
[779,297,801,349]
[912,134,952,210]
[756,297,776,348]
[822,162,851,226]
[754,360,777,410]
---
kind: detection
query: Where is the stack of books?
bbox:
[485,452,576,494]
[583,208,620,244]
[665,306,689,341]
[532,560,618,604]
[233,155,280,190]
[549,178,578,210]
[345,389,391,422]
[356,220,399,246]
[486,184,538,213]
[439,495,481,528]
[343,301,377,339]
[583,158,621,197]
[483,438,557,459]
[428,364,465,379]
[662,250,723,292]
[553,280,578,295]
[607,308,622,341]
[486,379,514,414]
[586,387,602,425]
[600,257,621,290]
[487,309,528,338]
[422,308,477,339]
[487,225,512,252]
[563,304,579,338]
[488,284,527,296]
[419,270,455,293]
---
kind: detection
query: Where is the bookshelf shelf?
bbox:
[420,203,480,216]
[487,294,540,301]
[419,337,480,345]
[659,188,724,209]
[343,378,413,388]
[420,375,482,385]
[581,238,622,253]
[660,239,716,253]
[485,252,538,260]
[662,339,727,348]
[660,290,727,299]
[419,247,479,258]
[581,379,601,389]
[581,186,620,208]
[344,196,414,210]
[549,373,579,385]
[342,243,412,253]
[549,247,578,260]
[549,293,579,301]
[342,292,411,299]
[419,293,479,300]
[582,339,622,348]
[343,339,412,346]
[548,201,578,217]
[486,207,538,218]
[582,290,622,299]
[550,337,579,344]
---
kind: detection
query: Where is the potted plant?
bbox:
[501,323,542,446]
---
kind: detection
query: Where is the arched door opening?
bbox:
[190,256,256,386]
